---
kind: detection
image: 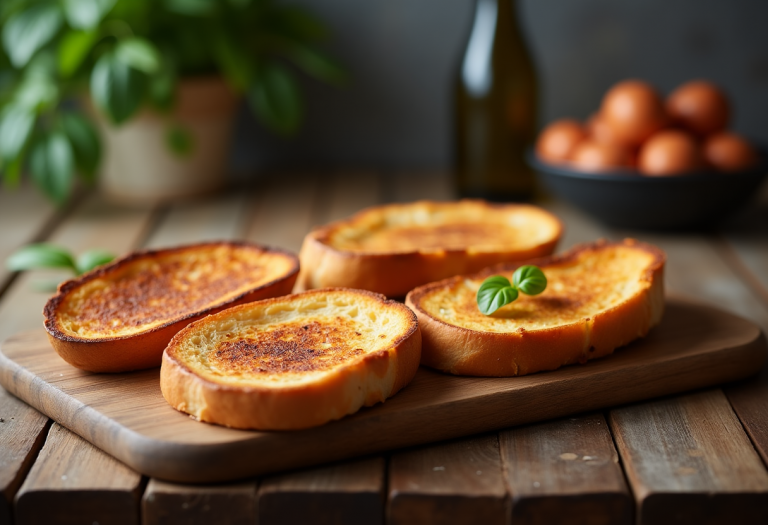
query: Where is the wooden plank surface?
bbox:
[610,389,768,525]
[258,458,384,525]
[245,177,320,253]
[0,185,58,293]
[0,195,156,341]
[144,191,251,249]
[139,188,261,523]
[0,194,155,524]
[499,414,632,525]
[0,389,49,525]
[0,297,762,483]
[14,423,143,525]
[142,479,257,525]
[388,434,507,525]
[252,174,386,523]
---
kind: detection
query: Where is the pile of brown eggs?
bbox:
[536,80,759,176]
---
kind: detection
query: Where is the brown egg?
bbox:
[666,80,730,137]
[586,113,625,147]
[704,132,758,172]
[638,130,703,176]
[601,80,668,148]
[571,140,633,172]
[536,119,587,164]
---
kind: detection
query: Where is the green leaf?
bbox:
[76,249,114,274]
[2,4,63,68]
[249,62,302,136]
[59,29,98,77]
[284,43,347,84]
[213,36,252,91]
[6,243,77,273]
[165,124,194,157]
[60,112,101,182]
[476,275,519,315]
[116,38,160,74]
[148,58,176,110]
[0,105,35,161]
[29,131,75,204]
[271,8,328,41]
[1,157,23,188]
[513,265,548,296]
[90,51,146,124]
[15,62,59,110]
[62,0,116,30]
[163,0,216,16]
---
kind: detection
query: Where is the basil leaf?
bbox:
[513,265,548,296]
[90,51,146,124]
[477,275,519,315]
[7,243,77,273]
[29,131,75,204]
[2,4,63,68]
[249,61,302,136]
[76,249,114,274]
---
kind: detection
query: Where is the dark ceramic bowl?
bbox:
[529,149,768,230]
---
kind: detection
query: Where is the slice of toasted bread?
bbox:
[405,239,665,377]
[44,242,299,373]
[160,288,421,430]
[297,200,562,298]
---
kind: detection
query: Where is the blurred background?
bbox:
[234,0,768,174]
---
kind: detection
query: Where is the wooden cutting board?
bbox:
[0,297,764,483]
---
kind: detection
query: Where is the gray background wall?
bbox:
[231,0,768,174]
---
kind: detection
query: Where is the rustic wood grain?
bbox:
[609,389,768,525]
[0,185,58,293]
[712,194,768,469]
[244,177,320,254]
[249,172,388,524]
[321,173,381,221]
[0,194,155,524]
[389,173,455,202]
[388,434,507,525]
[0,298,762,483]
[14,423,143,525]
[144,191,251,249]
[0,194,156,341]
[0,389,49,525]
[258,457,384,525]
[499,413,632,525]
[142,478,257,525]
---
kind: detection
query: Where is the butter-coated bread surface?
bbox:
[406,239,665,377]
[44,242,299,373]
[160,288,421,430]
[297,200,562,298]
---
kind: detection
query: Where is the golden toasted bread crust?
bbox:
[405,239,665,377]
[297,200,562,298]
[44,242,299,373]
[160,288,421,430]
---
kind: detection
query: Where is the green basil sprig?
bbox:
[7,243,114,276]
[476,265,547,315]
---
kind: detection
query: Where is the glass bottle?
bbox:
[454,0,538,201]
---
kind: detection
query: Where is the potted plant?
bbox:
[0,0,344,205]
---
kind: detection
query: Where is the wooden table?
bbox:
[1,172,767,525]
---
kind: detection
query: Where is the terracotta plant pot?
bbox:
[97,77,239,205]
